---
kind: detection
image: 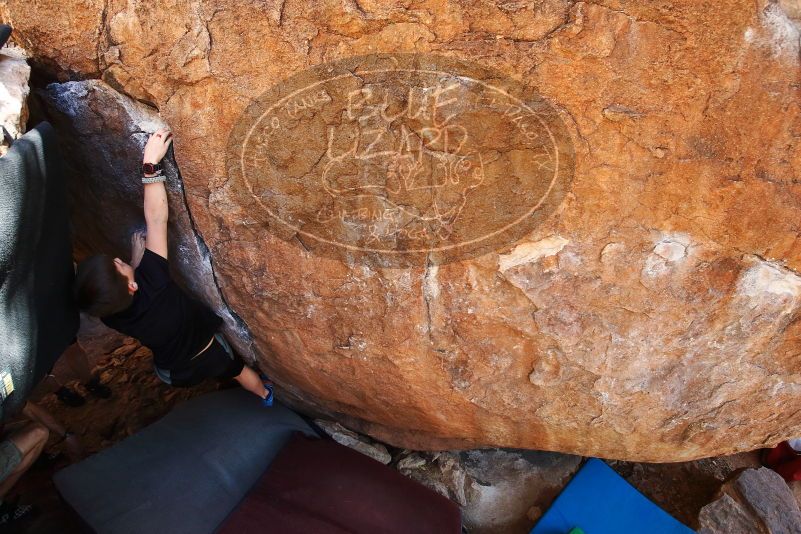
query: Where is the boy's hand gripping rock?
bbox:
[143,127,173,165]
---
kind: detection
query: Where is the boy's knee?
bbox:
[29,423,49,444]
[12,423,49,454]
[24,423,49,451]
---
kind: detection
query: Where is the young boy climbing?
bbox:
[73,128,273,405]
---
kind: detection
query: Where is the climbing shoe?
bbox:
[262,384,274,408]
[83,376,111,399]
[55,386,85,407]
[256,368,274,406]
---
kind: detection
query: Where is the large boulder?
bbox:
[4,0,801,461]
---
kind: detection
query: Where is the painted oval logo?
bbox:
[226,53,575,267]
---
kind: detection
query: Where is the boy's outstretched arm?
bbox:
[142,128,173,259]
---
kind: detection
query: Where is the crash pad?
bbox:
[531,458,694,534]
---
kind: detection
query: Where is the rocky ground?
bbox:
[8,316,798,533]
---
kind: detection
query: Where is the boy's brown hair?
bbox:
[73,255,133,317]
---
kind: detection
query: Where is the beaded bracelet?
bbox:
[142,174,166,184]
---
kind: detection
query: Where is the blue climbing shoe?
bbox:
[262,383,274,407]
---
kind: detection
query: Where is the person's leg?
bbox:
[0,423,49,500]
[233,366,270,399]
[772,454,801,482]
[0,424,46,525]
[207,334,270,400]
[186,334,271,401]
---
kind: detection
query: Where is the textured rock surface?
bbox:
[4,0,801,460]
[396,448,581,533]
[698,467,801,534]
[33,79,254,358]
[0,43,29,155]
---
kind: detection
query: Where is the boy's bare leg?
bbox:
[22,402,84,462]
[233,367,269,399]
[0,423,48,500]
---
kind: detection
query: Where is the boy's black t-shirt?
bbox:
[102,249,223,369]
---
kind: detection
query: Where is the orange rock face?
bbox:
[4,0,801,460]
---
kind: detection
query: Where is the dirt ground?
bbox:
[7,315,799,533]
[11,318,220,533]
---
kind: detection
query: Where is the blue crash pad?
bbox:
[531,458,694,534]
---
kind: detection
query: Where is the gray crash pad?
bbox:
[54,388,318,534]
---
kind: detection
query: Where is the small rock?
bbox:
[99,370,115,383]
[315,420,392,464]
[131,346,152,359]
[698,494,762,534]
[698,467,801,534]
[397,452,427,471]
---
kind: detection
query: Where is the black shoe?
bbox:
[56,386,85,407]
[0,498,37,526]
[83,376,111,399]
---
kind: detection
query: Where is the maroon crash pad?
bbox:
[217,433,462,534]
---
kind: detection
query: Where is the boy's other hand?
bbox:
[130,230,147,268]
[143,128,173,164]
